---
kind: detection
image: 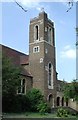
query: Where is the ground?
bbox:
[2,112,77,119]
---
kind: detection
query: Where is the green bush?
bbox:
[14,94,30,112]
[3,88,48,113]
[26,88,44,112]
[37,101,48,115]
[2,94,30,113]
[2,95,16,112]
[57,108,68,117]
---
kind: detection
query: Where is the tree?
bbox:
[2,55,21,96]
[2,55,21,112]
[26,88,44,112]
[63,79,78,101]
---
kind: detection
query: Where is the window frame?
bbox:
[47,26,53,45]
[34,24,39,41]
[17,79,26,94]
[33,46,40,53]
[48,62,53,89]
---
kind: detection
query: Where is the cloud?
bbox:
[14,0,44,11]
[59,20,66,25]
[60,45,76,59]
[61,2,68,7]
[12,0,77,12]
[20,0,39,7]
[0,0,42,10]
[64,45,71,50]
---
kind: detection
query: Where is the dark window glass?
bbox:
[35,26,38,40]
[22,79,25,93]
[49,63,51,86]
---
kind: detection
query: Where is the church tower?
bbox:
[29,11,57,107]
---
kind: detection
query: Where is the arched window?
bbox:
[62,97,64,106]
[34,25,39,40]
[66,98,68,106]
[18,79,26,94]
[47,27,52,45]
[49,28,52,44]
[48,62,53,89]
[48,94,53,103]
[48,63,52,86]
[22,79,25,93]
[47,27,49,42]
[57,97,60,106]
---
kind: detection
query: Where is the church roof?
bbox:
[1,44,32,77]
[20,55,29,65]
[21,67,33,78]
[1,44,29,65]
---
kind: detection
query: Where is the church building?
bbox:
[1,11,78,110]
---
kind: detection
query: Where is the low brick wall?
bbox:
[2,118,77,120]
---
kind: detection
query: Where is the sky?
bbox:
[0,1,76,82]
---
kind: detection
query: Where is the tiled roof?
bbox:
[1,44,29,66]
[1,44,32,77]
[21,67,33,78]
[20,55,29,65]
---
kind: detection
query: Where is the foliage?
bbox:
[2,55,21,96]
[2,94,30,113]
[37,100,48,115]
[57,108,68,117]
[71,79,78,101]
[2,55,22,112]
[14,94,30,112]
[26,88,44,112]
[62,79,78,101]
[26,88,50,113]
[2,56,50,113]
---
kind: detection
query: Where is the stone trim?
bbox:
[29,40,54,46]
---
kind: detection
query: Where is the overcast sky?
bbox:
[0,1,76,82]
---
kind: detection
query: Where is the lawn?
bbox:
[3,112,78,119]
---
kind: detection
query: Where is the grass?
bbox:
[3,112,78,118]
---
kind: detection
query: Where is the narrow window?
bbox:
[49,28,52,44]
[18,79,25,94]
[48,63,52,86]
[48,62,54,89]
[47,27,49,42]
[47,27,52,45]
[37,46,39,51]
[36,26,38,40]
[18,79,21,93]
[34,25,39,40]
[22,79,25,93]
[34,47,36,52]
[62,97,64,106]
[57,97,60,106]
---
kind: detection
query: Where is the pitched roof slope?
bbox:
[1,44,32,77]
[1,44,29,66]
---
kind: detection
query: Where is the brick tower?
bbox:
[29,11,57,107]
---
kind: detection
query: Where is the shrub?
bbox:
[2,94,30,113]
[37,101,48,115]
[14,94,30,112]
[57,108,68,117]
[26,88,44,112]
[2,95,16,112]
